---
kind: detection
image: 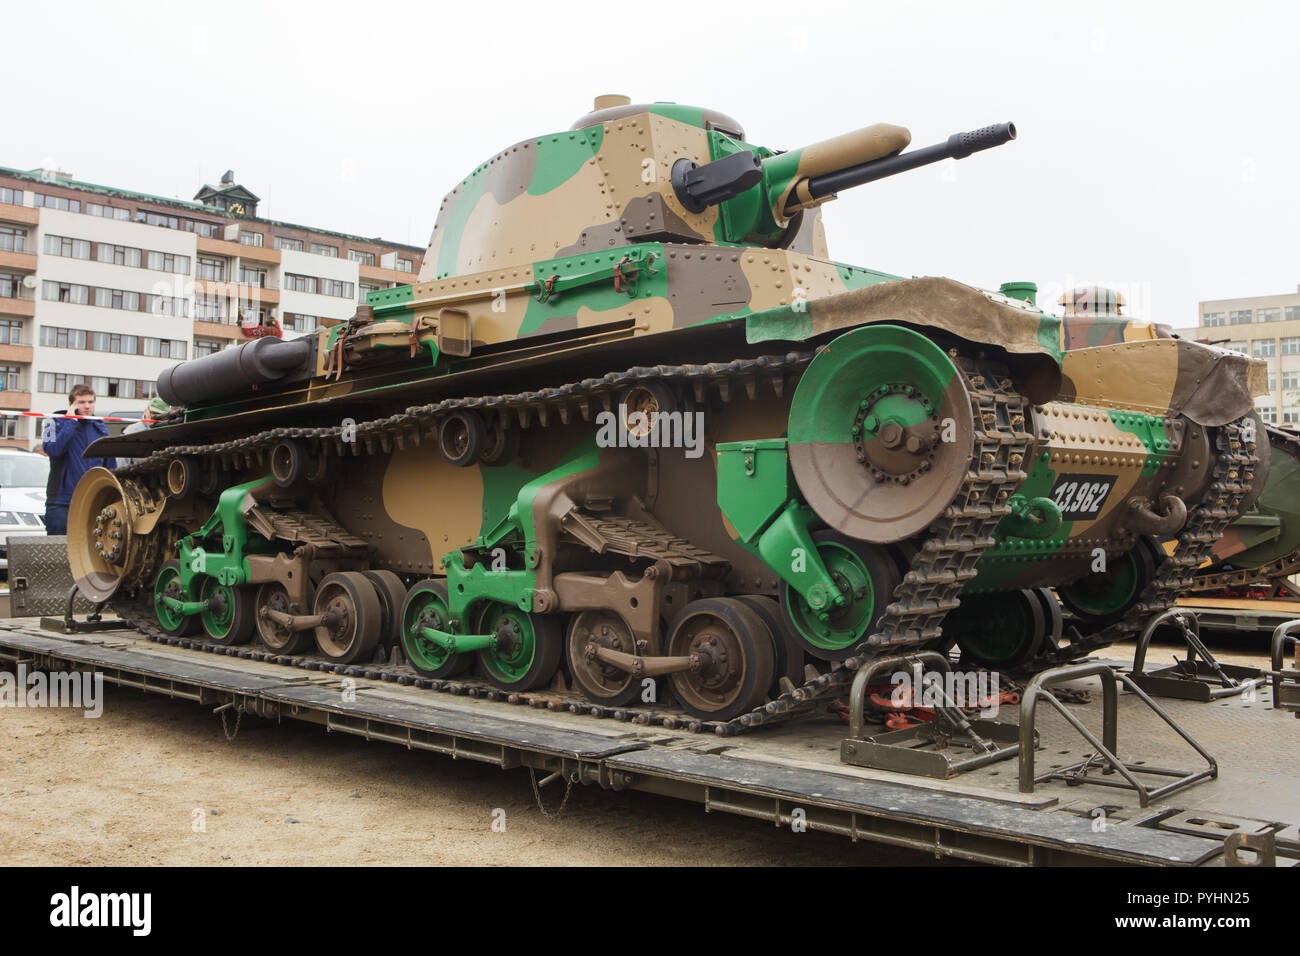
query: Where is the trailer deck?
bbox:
[1,617,1295,867]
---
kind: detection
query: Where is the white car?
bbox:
[0,448,50,573]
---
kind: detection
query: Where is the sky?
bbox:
[8,0,1298,331]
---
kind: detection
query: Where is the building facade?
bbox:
[1184,287,1300,426]
[0,166,422,448]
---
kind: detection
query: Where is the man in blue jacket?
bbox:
[42,384,116,535]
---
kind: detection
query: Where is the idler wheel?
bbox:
[1057,535,1162,627]
[943,589,1047,669]
[69,467,145,604]
[439,410,486,467]
[787,324,974,543]
[664,597,775,721]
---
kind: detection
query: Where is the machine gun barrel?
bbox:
[796,122,1016,211]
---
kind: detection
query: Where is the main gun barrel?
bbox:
[796,122,1016,212]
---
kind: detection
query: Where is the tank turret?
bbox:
[422,97,1014,281]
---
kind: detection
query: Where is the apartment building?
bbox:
[0,167,423,448]
[1183,287,1300,426]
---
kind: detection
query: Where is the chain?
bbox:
[528,767,575,820]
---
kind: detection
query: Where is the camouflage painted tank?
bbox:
[68,97,1268,731]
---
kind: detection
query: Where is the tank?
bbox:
[67,97,1268,732]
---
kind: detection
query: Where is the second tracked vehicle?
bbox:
[68,96,1267,730]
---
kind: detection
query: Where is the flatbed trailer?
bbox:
[1,617,1296,867]
[1176,596,1300,635]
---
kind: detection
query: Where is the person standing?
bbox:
[42,384,116,535]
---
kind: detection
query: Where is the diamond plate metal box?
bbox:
[7,535,95,617]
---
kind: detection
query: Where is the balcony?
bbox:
[360,263,418,285]
[0,205,39,227]
[198,234,280,265]
[0,390,31,411]
[0,249,37,273]
[0,343,33,363]
[0,295,35,318]
[193,319,243,340]
[193,279,280,306]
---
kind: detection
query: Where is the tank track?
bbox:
[1020,416,1260,671]
[103,349,1251,734]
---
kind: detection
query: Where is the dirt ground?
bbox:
[0,683,925,866]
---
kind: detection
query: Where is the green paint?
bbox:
[518,244,665,336]
[368,284,413,316]
[645,103,706,128]
[1108,408,1173,477]
[434,166,487,279]
[967,451,1070,594]
[476,603,539,684]
[528,127,604,196]
[176,475,272,595]
[788,324,956,447]
[401,584,461,673]
[781,530,880,653]
[154,565,194,629]
[755,502,843,614]
[715,439,791,541]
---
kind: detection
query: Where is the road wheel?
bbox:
[665,597,775,721]
[400,579,472,677]
[199,576,256,646]
[362,569,407,652]
[475,603,563,691]
[566,609,642,706]
[255,581,312,654]
[153,559,200,636]
[734,594,805,696]
[312,571,382,664]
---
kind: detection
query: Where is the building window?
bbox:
[94,288,140,311]
[0,273,23,298]
[238,267,266,288]
[1228,309,1252,325]
[1260,407,1278,424]
[0,187,22,205]
[318,278,354,298]
[44,235,92,259]
[39,326,88,349]
[1287,306,1300,322]
[92,332,138,354]
[95,242,143,268]
[1201,312,1225,327]
[1268,373,1277,391]
[195,297,223,321]
[1258,307,1282,323]
[1284,371,1300,390]
[349,250,375,266]
[1223,341,1247,354]
[0,365,21,391]
[42,280,90,305]
[0,225,26,253]
[284,273,316,293]
[275,237,303,252]
[0,319,22,344]
[239,231,264,247]
[147,250,190,275]
[310,242,338,257]
[34,194,81,213]
[144,294,188,317]
[283,313,320,332]
[194,339,224,357]
[1282,337,1300,355]
[1286,411,1300,425]
[396,257,413,273]
[197,256,225,281]
[87,202,129,220]
[1253,339,1276,357]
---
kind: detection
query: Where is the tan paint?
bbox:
[382,443,483,572]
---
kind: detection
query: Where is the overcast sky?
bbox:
[10,0,1298,330]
